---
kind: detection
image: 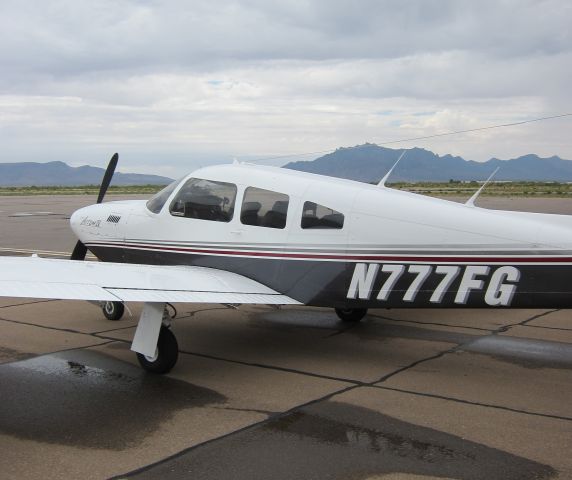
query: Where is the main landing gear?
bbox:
[136,325,179,374]
[335,307,368,323]
[99,301,179,374]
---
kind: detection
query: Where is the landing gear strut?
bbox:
[335,307,368,322]
[136,325,179,374]
[130,303,179,374]
[102,301,124,321]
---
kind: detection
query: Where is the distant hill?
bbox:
[0,161,173,186]
[285,144,572,182]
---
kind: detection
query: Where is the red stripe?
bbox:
[87,242,572,263]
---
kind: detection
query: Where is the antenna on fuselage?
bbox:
[465,167,500,207]
[377,149,406,187]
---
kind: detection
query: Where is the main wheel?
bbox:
[335,307,368,322]
[136,326,179,374]
[102,301,125,321]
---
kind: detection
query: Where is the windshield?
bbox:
[146,177,185,214]
[169,178,237,222]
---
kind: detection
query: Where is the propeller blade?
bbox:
[70,240,88,261]
[96,152,119,204]
[70,153,119,261]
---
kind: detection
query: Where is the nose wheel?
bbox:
[102,301,125,321]
[335,307,367,322]
[136,325,179,374]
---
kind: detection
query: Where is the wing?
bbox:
[0,256,300,305]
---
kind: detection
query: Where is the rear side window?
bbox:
[169,178,237,222]
[301,201,344,229]
[241,187,289,229]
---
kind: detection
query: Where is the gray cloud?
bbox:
[0,0,570,173]
[3,0,570,74]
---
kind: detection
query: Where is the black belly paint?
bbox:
[88,245,572,309]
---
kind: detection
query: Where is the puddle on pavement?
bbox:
[0,350,226,450]
[352,323,478,345]
[463,336,572,369]
[126,401,555,480]
[251,309,479,347]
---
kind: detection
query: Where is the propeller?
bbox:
[70,153,119,261]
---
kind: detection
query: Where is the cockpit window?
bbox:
[240,187,289,229]
[169,178,237,222]
[301,201,344,229]
[146,178,183,214]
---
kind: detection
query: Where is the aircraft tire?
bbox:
[335,307,367,322]
[136,326,179,374]
[102,301,125,321]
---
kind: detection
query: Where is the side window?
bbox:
[241,187,289,229]
[169,178,237,222]
[301,201,344,229]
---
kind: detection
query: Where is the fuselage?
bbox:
[70,164,572,309]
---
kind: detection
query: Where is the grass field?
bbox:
[0,185,163,196]
[386,181,572,197]
[1,181,572,197]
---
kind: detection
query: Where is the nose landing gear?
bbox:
[102,301,125,321]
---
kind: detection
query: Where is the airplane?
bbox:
[1,153,572,374]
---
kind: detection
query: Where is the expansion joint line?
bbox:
[493,309,559,334]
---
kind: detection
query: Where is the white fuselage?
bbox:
[70,164,572,308]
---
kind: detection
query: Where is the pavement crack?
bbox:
[210,406,278,416]
[375,345,460,384]
[0,340,116,366]
[92,333,131,343]
[0,315,92,336]
[93,324,137,335]
[374,385,572,422]
[525,324,572,332]
[0,299,59,309]
[493,309,559,334]
[177,349,363,385]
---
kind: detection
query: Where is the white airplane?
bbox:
[1,153,572,374]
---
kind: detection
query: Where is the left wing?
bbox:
[0,256,300,305]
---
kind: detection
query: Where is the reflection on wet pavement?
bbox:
[126,401,555,480]
[463,336,572,369]
[252,309,345,330]
[0,350,226,449]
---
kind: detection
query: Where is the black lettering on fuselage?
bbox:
[346,263,520,306]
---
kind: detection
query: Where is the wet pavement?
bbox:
[0,195,571,479]
[126,400,556,480]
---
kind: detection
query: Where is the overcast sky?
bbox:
[0,0,571,176]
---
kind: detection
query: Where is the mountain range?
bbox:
[285,144,572,182]
[2,146,572,186]
[0,161,172,186]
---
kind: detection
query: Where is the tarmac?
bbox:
[0,194,571,480]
